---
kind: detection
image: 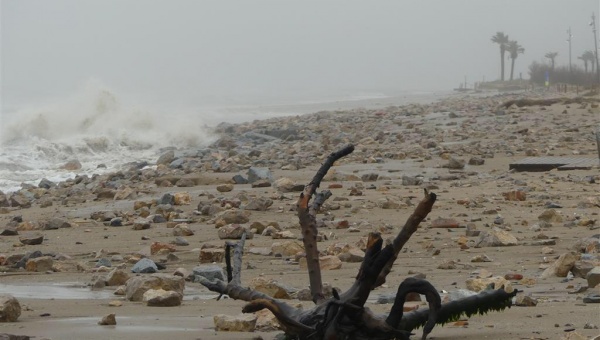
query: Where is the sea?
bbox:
[0,84,447,193]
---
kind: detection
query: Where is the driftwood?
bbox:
[199,144,517,339]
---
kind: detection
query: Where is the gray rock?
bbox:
[38,178,56,189]
[247,167,273,184]
[586,267,600,288]
[192,265,226,282]
[42,218,71,230]
[19,233,44,246]
[232,175,248,184]
[402,175,423,186]
[158,193,175,205]
[96,258,112,268]
[131,258,158,273]
[446,157,465,169]
[156,150,175,166]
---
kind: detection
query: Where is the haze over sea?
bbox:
[0,80,445,193]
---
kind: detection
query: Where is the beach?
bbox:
[0,89,599,340]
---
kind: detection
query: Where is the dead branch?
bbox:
[297,144,355,303]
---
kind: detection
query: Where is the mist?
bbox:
[1,0,599,111]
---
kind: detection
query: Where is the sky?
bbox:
[1,0,599,111]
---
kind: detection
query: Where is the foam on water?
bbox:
[0,81,216,192]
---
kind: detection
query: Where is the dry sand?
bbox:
[0,90,599,340]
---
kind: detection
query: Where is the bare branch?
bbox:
[298,144,355,304]
[374,189,437,288]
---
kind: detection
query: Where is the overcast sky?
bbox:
[1,0,598,110]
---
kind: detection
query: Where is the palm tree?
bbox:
[491,32,510,81]
[579,50,596,74]
[544,52,558,71]
[507,40,525,81]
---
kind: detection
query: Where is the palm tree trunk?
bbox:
[510,57,515,81]
[500,49,505,81]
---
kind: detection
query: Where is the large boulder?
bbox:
[213,314,257,332]
[247,167,273,184]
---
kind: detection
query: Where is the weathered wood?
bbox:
[298,144,354,303]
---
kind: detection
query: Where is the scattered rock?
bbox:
[143,288,183,307]
[0,295,21,322]
[131,258,158,273]
[475,228,518,247]
[540,252,580,278]
[125,274,185,302]
[213,314,257,332]
[98,313,116,325]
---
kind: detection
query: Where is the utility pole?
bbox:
[591,13,600,87]
[567,27,573,75]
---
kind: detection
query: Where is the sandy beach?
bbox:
[0,90,599,340]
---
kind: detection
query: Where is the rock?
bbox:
[38,178,55,189]
[192,265,226,282]
[131,258,158,273]
[173,224,194,237]
[213,314,257,332]
[571,236,600,254]
[447,289,478,301]
[471,254,493,262]
[125,274,185,302]
[468,157,485,165]
[114,187,136,200]
[572,260,595,278]
[9,193,32,208]
[173,192,191,205]
[98,313,116,325]
[515,295,538,306]
[561,331,590,340]
[361,173,379,182]
[132,218,151,230]
[156,150,175,166]
[446,157,465,169]
[174,178,193,187]
[502,190,526,201]
[150,242,176,255]
[272,230,296,239]
[19,233,44,245]
[143,289,182,307]
[251,179,271,188]
[158,194,174,205]
[271,241,304,257]
[437,260,457,269]
[244,197,273,211]
[299,255,342,270]
[583,294,600,303]
[216,184,234,192]
[538,209,563,223]
[465,276,513,293]
[218,224,252,239]
[249,277,294,299]
[42,217,71,230]
[25,256,53,272]
[173,237,189,246]
[254,309,280,331]
[105,269,130,286]
[216,210,250,224]
[247,167,273,184]
[0,295,21,322]
[475,228,518,247]
[540,252,580,278]
[431,218,460,228]
[232,175,248,184]
[273,178,296,193]
[95,258,112,268]
[337,248,365,263]
[61,159,82,170]
[401,175,422,186]
[586,267,600,288]
[199,248,225,263]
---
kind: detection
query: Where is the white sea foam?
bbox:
[0,81,216,192]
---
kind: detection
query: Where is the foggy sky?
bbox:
[1,0,599,110]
